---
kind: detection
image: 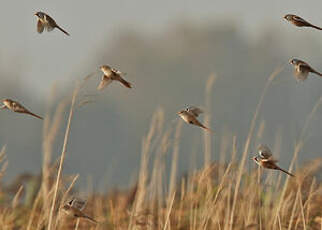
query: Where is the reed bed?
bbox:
[0,70,321,230]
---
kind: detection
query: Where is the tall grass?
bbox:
[0,69,321,230]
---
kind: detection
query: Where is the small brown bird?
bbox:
[34,11,70,36]
[0,99,43,120]
[97,65,132,90]
[284,14,322,30]
[289,58,322,81]
[252,145,294,177]
[61,198,97,224]
[177,106,212,132]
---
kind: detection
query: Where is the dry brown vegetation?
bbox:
[0,71,321,230]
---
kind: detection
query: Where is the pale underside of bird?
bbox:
[97,65,132,90]
[252,145,294,177]
[34,11,70,36]
[289,58,322,81]
[61,198,97,224]
[0,99,43,120]
[284,14,322,30]
[177,106,212,132]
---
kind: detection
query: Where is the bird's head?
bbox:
[177,110,184,115]
[283,14,293,21]
[289,58,299,65]
[100,65,110,71]
[34,12,45,19]
[252,156,259,163]
[2,99,12,107]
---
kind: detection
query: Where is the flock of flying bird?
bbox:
[0,11,321,224]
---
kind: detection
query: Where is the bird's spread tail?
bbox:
[311,25,322,31]
[27,111,43,120]
[56,25,70,36]
[200,124,214,134]
[204,127,214,133]
[314,70,322,77]
[82,215,98,224]
[119,78,132,88]
[278,167,294,177]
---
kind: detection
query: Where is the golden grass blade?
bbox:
[47,84,80,230]
[229,66,283,229]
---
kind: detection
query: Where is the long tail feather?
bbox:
[195,120,214,133]
[277,167,294,177]
[118,78,132,88]
[82,215,98,224]
[26,111,43,120]
[311,24,322,30]
[313,70,322,77]
[56,25,70,36]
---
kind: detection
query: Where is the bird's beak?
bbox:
[283,15,287,19]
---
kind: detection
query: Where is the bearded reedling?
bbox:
[177,106,212,132]
[0,99,43,120]
[61,198,97,224]
[97,65,132,90]
[34,11,70,36]
[289,58,322,81]
[252,145,294,177]
[284,14,322,31]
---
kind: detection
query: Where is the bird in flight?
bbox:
[177,106,212,132]
[97,65,132,90]
[61,198,97,224]
[284,14,322,31]
[252,145,294,177]
[0,99,43,120]
[289,58,322,81]
[34,11,70,36]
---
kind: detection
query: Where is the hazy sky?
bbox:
[1,0,322,95]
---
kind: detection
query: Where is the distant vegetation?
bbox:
[0,71,321,229]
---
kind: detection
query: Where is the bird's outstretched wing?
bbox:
[37,20,44,33]
[111,68,125,75]
[97,75,113,90]
[186,106,203,117]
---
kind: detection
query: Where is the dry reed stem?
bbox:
[168,120,183,199]
[11,185,23,209]
[163,192,176,230]
[0,145,8,181]
[229,66,283,229]
[128,110,161,229]
[273,94,322,228]
[55,174,80,228]
[42,99,68,211]
[26,190,42,230]
[298,187,307,230]
[47,84,80,230]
